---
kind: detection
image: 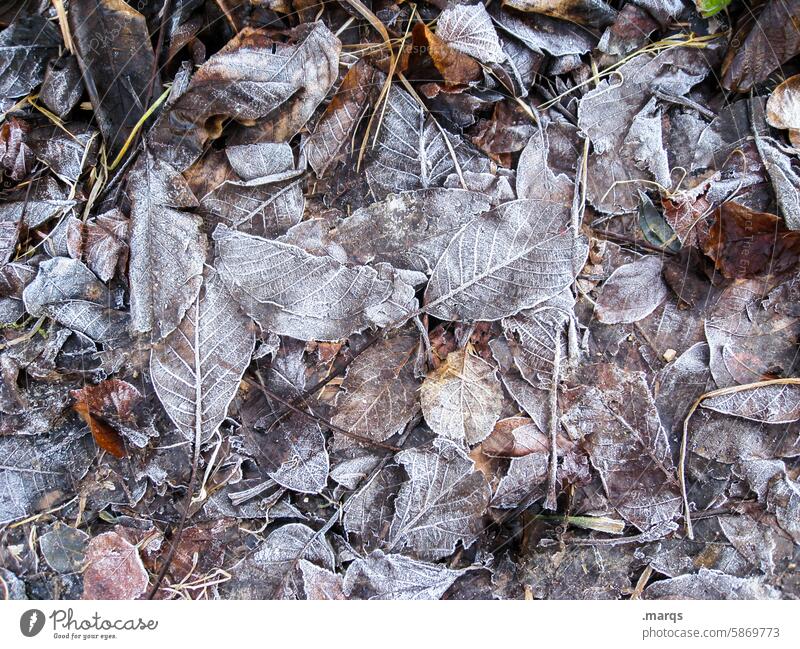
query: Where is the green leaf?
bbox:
[638,191,681,253]
[694,0,733,18]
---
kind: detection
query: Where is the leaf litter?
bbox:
[0,0,799,601]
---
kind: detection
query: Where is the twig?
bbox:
[679,377,800,540]
[544,329,561,511]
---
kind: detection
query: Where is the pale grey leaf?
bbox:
[343,550,470,600]
[22,257,129,344]
[222,523,335,599]
[766,475,800,544]
[0,431,95,524]
[389,439,490,559]
[702,384,800,424]
[213,225,417,341]
[40,525,89,574]
[0,16,60,101]
[331,335,421,442]
[643,568,781,600]
[516,128,574,206]
[330,189,491,274]
[595,255,668,324]
[562,364,682,532]
[366,85,489,199]
[226,143,300,183]
[128,154,205,338]
[259,413,329,494]
[490,7,595,56]
[755,135,800,230]
[502,288,573,389]
[151,271,255,444]
[420,349,503,445]
[424,199,587,322]
[436,3,506,65]
[343,463,404,552]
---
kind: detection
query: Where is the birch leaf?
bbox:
[595,255,668,324]
[128,154,205,338]
[213,225,417,341]
[389,439,490,559]
[331,335,421,443]
[366,85,490,199]
[343,550,471,600]
[436,3,506,65]
[420,349,503,445]
[151,272,255,444]
[330,189,491,274]
[702,384,800,424]
[424,199,587,322]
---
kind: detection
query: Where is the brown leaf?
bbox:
[702,202,800,278]
[502,0,617,26]
[481,416,540,458]
[766,73,800,148]
[410,22,482,87]
[722,0,800,92]
[82,532,149,599]
[71,380,142,458]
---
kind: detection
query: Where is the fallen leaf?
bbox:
[595,255,668,324]
[82,532,149,600]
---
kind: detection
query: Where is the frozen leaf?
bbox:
[40,526,89,574]
[22,257,130,345]
[643,568,780,600]
[223,523,334,599]
[722,0,800,93]
[71,379,143,458]
[410,22,482,86]
[344,463,405,552]
[503,0,616,26]
[82,532,149,600]
[595,255,668,324]
[490,6,595,56]
[755,135,800,230]
[562,364,682,532]
[300,560,345,600]
[305,60,380,178]
[436,3,506,65]
[766,475,800,544]
[421,348,502,445]
[655,342,713,434]
[366,85,490,199]
[151,271,255,444]
[0,15,59,101]
[213,225,417,341]
[67,208,129,282]
[515,127,574,206]
[128,153,205,338]
[330,189,491,274]
[424,199,587,322]
[344,550,471,600]
[502,288,573,389]
[388,439,490,559]
[719,511,795,575]
[154,23,340,168]
[332,335,421,443]
[68,0,156,154]
[39,54,83,118]
[702,383,800,424]
[260,414,329,494]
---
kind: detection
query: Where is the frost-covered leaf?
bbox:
[436,3,506,65]
[388,439,490,559]
[515,127,574,206]
[595,255,668,324]
[213,225,417,341]
[22,257,129,344]
[82,532,149,600]
[420,349,503,445]
[300,560,345,600]
[343,550,471,600]
[424,199,587,322]
[344,463,405,552]
[643,568,780,600]
[490,6,595,56]
[0,15,59,102]
[702,384,800,424]
[0,430,95,524]
[330,189,491,274]
[128,154,205,338]
[366,85,490,199]
[331,335,421,442]
[305,60,380,178]
[151,271,255,444]
[502,288,573,389]
[260,414,329,494]
[222,523,335,599]
[68,0,155,154]
[153,22,340,169]
[503,0,617,26]
[562,364,682,532]
[67,209,129,282]
[755,135,800,230]
[40,525,89,574]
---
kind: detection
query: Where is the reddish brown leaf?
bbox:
[71,379,142,459]
[82,531,149,600]
[702,202,800,278]
[410,22,482,87]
